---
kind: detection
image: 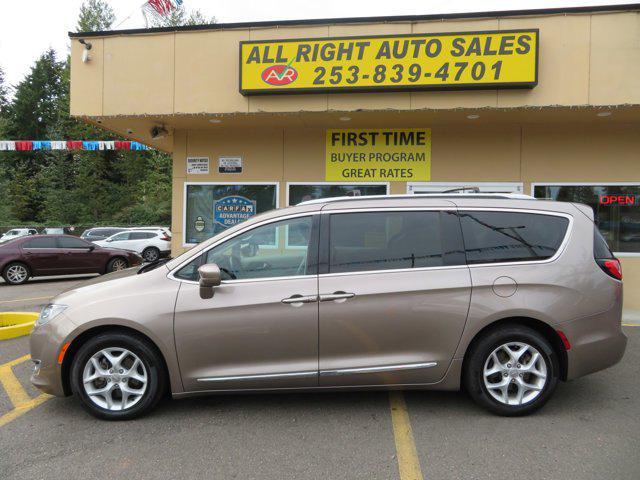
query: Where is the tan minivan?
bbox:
[30,194,627,419]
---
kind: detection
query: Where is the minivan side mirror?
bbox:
[198,263,222,299]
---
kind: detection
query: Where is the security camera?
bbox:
[79,39,92,63]
[151,126,169,139]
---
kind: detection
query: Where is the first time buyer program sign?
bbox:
[326,129,431,182]
[240,30,538,94]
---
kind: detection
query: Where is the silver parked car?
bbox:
[30,194,626,419]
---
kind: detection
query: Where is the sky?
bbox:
[0,0,633,89]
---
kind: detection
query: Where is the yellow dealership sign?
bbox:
[240,30,538,95]
[326,129,431,182]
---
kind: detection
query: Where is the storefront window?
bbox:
[185,184,278,244]
[533,184,640,253]
[287,183,388,206]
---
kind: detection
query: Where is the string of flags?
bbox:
[0,141,151,151]
[142,0,183,26]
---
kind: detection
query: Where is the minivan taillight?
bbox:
[597,258,622,281]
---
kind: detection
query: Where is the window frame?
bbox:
[407,182,524,195]
[183,181,280,248]
[531,182,640,257]
[170,212,319,285]
[286,182,390,207]
[169,207,573,283]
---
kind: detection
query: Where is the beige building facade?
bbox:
[69,5,640,310]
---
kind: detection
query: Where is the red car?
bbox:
[0,235,143,285]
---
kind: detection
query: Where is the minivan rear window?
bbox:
[459,211,569,264]
[594,228,614,259]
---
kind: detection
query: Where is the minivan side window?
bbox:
[459,211,569,264]
[328,211,462,274]
[175,216,317,281]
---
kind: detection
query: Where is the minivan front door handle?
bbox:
[319,292,356,303]
[281,294,318,306]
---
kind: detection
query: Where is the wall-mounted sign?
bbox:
[218,156,243,174]
[326,128,431,182]
[187,157,209,174]
[214,195,257,227]
[240,30,538,95]
[600,194,638,206]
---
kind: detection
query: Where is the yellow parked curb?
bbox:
[0,312,39,340]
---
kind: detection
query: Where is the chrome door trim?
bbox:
[320,362,438,377]
[197,370,317,383]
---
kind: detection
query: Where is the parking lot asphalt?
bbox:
[0,277,639,480]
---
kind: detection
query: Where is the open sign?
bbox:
[599,194,638,206]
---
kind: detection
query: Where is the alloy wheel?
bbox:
[482,342,548,406]
[111,258,128,271]
[82,348,148,411]
[143,249,159,262]
[6,264,28,284]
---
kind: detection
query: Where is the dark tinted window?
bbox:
[594,228,614,259]
[58,237,91,249]
[459,211,569,264]
[329,211,451,273]
[23,237,58,249]
[130,232,155,240]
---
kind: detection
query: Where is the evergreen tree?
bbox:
[0,66,9,116]
[77,0,116,32]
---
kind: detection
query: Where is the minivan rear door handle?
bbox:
[319,292,355,303]
[281,294,318,306]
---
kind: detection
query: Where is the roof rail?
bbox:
[297,193,535,206]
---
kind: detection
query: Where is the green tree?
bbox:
[5,49,65,141]
[77,0,116,32]
[0,66,9,116]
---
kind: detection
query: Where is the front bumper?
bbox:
[560,307,628,381]
[29,314,76,397]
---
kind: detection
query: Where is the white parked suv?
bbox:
[94,229,171,262]
[0,228,38,243]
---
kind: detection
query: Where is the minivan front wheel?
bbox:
[464,325,559,416]
[70,333,166,420]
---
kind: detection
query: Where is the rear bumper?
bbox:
[559,307,627,381]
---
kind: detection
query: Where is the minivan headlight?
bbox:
[36,304,68,327]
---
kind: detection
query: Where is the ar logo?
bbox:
[261,65,298,86]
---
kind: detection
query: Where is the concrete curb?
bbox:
[0,312,38,340]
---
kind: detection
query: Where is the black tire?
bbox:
[463,325,559,416]
[142,247,160,263]
[2,261,30,285]
[106,257,128,273]
[70,332,166,420]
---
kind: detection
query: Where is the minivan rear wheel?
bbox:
[464,325,559,416]
[70,332,166,420]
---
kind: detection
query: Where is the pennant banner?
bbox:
[0,141,151,151]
